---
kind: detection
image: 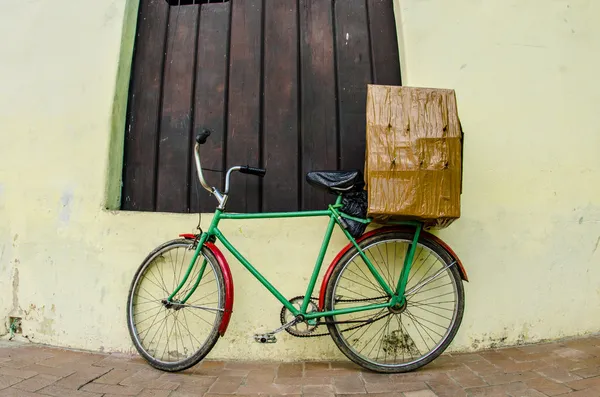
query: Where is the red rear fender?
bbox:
[318,227,468,310]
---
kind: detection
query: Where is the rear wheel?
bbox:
[127,239,225,372]
[324,230,464,373]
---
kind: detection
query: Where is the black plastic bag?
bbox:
[340,191,368,238]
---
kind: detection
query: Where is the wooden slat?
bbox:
[335,0,372,173]
[225,0,263,213]
[299,0,338,210]
[190,2,231,213]
[262,0,299,211]
[122,0,169,211]
[367,0,401,85]
[155,5,200,212]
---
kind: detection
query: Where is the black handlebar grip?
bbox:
[196,129,212,144]
[240,166,267,177]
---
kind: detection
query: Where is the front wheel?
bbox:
[126,239,225,372]
[324,230,465,373]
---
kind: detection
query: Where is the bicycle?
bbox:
[126,129,468,373]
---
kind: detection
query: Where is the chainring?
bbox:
[280,296,326,337]
[280,295,392,338]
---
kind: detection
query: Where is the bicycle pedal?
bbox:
[254,333,277,344]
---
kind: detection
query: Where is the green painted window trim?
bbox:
[104,0,140,210]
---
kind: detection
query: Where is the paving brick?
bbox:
[224,361,277,371]
[524,376,573,396]
[54,366,112,389]
[566,376,600,391]
[572,366,600,379]
[364,380,427,393]
[95,368,138,384]
[404,391,439,397]
[0,375,22,390]
[207,376,244,394]
[449,369,488,388]
[553,347,594,361]
[38,385,103,397]
[236,381,302,395]
[0,359,36,370]
[535,366,582,383]
[137,389,173,397]
[170,392,204,397]
[427,379,467,397]
[333,375,366,394]
[274,376,333,386]
[464,360,502,376]
[277,363,303,378]
[304,362,330,371]
[158,373,215,387]
[80,382,143,395]
[482,372,539,386]
[506,389,547,397]
[0,388,41,397]
[464,381,527,396]
[563,389,600,397]
[302,384,334,396]
[19,364,76,378]
[0,368,37,380]
[12,374,60,392]
[330,361,360,371]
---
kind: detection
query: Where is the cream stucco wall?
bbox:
[0,0,598,361]
[394,0,600,348]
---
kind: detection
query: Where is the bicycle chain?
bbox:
[280,295,391,338]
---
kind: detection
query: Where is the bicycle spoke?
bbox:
[343,265,385,294]
[185,306,216,328]
[143,270,167,294]
[405,310,449,331]
[339,274,388,296]
[138,307,165,341]
[350,257,387,294]
[335,285,371,300]
[134,305,163,318]
[409,304,453,321]
[139,286,162,303]
[405,310,445,339]
[409,301,455,311]
[153,259,170,295]
[180,309,205,346]
[410,291,455,305]
[408,281,453,297]
[398,313,424,357]
[375,243,394,288]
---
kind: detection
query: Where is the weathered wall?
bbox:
[0,0,598,361]
[394,0,600,348]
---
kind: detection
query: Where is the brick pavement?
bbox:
[0,336,599,396]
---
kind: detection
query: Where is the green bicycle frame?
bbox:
[168,195,423,319]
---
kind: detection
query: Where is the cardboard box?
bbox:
[365,85,463,229]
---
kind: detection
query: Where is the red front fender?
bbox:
[179,234,234,336]
[317,227,468,311]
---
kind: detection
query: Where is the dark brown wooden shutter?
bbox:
[122,0,401,213]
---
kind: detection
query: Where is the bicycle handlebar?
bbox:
[240,166,267,177]
[194,130,267,209]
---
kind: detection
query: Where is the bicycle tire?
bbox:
[126,239,225,372]
[324,230,465,373]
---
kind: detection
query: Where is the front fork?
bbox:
[167,212,222,304]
